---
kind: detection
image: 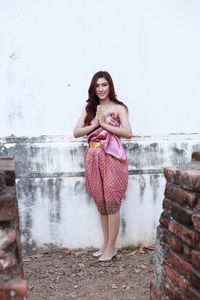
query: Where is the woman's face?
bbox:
[95,77,110,101]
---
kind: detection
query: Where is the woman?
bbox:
[73,71,132,261]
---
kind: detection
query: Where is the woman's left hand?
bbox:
[96,105,105,126]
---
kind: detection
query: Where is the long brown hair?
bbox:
[84,71,127,125]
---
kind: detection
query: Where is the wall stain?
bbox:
[170,143,187,165]
[139,175,146,203]
[47,178,62,223]
[150,175,160,204]
[120,217,126,237]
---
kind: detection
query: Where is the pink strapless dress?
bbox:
[84,112,128,215]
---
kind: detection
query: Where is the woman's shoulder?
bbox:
[113,103,127,118]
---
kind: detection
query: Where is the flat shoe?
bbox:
[98,251,117,262]
[93,250,103,257]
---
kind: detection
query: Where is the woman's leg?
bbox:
[102,211,120,257]
[99,213,109,252]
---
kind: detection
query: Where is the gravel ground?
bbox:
[23,247,155,300]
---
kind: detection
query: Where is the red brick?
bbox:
[150,281,162,300]
[159,212,170,228]
[165,264,180,286]
[0,290,9,300]
[0,289,24,300]
[0,277,27,297]
[184,288,200,300]
[163,229,183,253]
[167,250,192,277]
[191,250,200,269]
[164,264,200,299]
[192,151,200,162]
[196,197,200,211]
[163,198,173,212]
[168,220,197,247]
[0,252,17,271]
[192,214,200,232]
[5,170,15,186]
[171,204,193,226]
[0,172,6,195]
[165,184,197,207]
[0,229,17,249]
[162,278,187,300]
[164,167,176,183]
[175,169,200,192]
[0,194,17,221]
[182,245,191,263]
[190,268,200,291]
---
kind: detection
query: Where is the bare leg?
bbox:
[99,213,109,252]
[102,211,120,257]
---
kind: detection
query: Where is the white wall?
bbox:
[1,134,200,253]
[1,0,200,136]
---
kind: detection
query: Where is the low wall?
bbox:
[150,151,200,299]
[0,134,200,254]
[0,157,27,300]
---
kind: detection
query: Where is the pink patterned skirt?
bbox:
[84,147,128,215]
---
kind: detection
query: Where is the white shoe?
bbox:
[93,250,103,257]
[98,251,117,262]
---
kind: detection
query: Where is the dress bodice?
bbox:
[87,112,127,162]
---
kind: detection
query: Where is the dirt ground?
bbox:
[23,247,155,300]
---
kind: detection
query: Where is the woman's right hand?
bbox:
[73,105,100,138]
[94,114,100,128]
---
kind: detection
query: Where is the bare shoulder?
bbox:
[114,104,128,118]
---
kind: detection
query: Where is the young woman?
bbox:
[73,71,132,261]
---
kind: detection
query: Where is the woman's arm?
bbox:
[73,106,99,138]
[97,105,132,139]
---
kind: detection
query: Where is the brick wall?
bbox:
[150,151,200,300]
[0,158,27,300]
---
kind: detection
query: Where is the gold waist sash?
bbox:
[89,142,100,148]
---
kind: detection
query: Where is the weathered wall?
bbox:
[150,152,200,300]
[1,0,200,136]
[1,134,200,254]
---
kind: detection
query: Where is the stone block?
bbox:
[165,167,200,192]
[178,169,200,192]
[162,278,187,300]
[191,250,200,270]
[159,212,170,228]
[167,250,192,277]
[192,214,200,232]
[168,220,197,248]
[150,281,163,300]
[164,263,200,299]
[190,268,200,291]
[164,167,176,183]
[196,197,200,211]
[0,229,17,250]
[171,204,193,226]
[0,277,27,297]
[0,193,17,221]
[182,246,191,263]
[192,151,200,162]
[162,198,173,212]
[162,229,183,253]
[165,183,197,207]
[0,172,6,195]
[0,252,17,271]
